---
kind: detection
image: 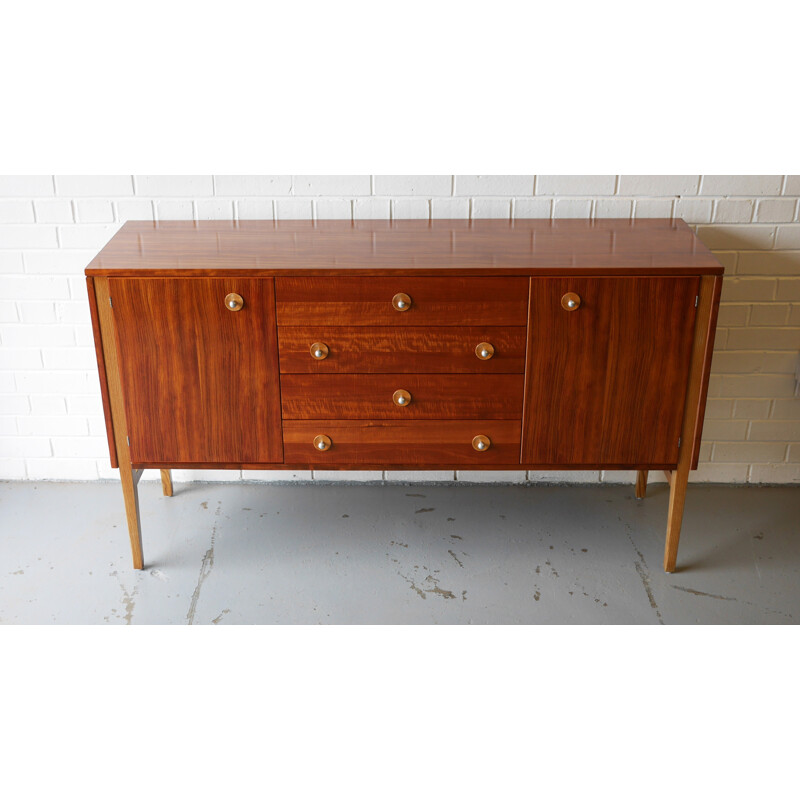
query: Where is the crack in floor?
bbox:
[186,500,221,625]
[625,527,664,625]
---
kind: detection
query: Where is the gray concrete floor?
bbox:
[0,480,798,624]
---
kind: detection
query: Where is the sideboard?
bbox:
[85,219,723,572]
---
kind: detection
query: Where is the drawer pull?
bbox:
[393,389,412,407]
[310,342,329,360]
[561,292,581,311]
[392,292,412,312]
[472,435,491,452]
[313,434,332,451]
[225,292,244,312]
[475,342,495,360]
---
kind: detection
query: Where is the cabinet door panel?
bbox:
[522,277,698,466]
[109,278,282,464]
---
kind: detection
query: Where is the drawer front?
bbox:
[278,326,527,373]
[281,374,523,419]
[275,277,528,326]
[284,420,521,465]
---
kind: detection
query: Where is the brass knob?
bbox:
[225,292,244,311]
[313,434,332,451]
[475,342,495,360]
[472,435,491,452]
[561,292,581,311]
[392,292,412,312]
[393,389,412,407]
[310,342,329,360]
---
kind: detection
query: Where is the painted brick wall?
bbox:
[1,175,799,485]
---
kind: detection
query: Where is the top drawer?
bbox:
[275,277,528,326]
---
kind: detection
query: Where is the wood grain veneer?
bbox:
[283,420,522,465]
[281,374,524,420]
[275,276,529,326]
[109,277,283,464]
[85,219,724,277]
[277,326,527,373]
[521,276,699,465]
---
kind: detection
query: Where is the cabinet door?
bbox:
[521,277,698,466]
[109,278,283,464]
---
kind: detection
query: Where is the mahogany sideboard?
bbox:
[85,219,723,572]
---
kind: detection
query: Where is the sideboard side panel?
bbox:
[86,276,118,468]
[689,275,723,469]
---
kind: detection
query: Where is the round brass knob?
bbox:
[475,342,495,360]
[313,434,332,451]
[310,342,329,360]
[393,389,412,407]
[561,292,581,311]
[472,435,491,452]
[392,292,412,312]
[225,292,244,311]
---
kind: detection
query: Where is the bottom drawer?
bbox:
[283,420,521,465]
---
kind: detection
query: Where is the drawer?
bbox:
[278,326,527,373]
[275,277,528,326]
[283,420,522,465]
[281,374,524,419]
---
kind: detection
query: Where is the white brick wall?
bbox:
[1,175,799,484]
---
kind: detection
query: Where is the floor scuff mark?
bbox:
[398,571,427,599]
[110,570,138,625]
[448,549,464,568]
[669,584,793,620]
[671,586,736,601]
[425,574,455,599]
[186,500,221,625]
[625,530,663,625]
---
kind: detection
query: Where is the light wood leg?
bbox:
[664,460,690,573]
[93,276,146,570]
[160,469,173,497]
[120,465,144,570]
[635,470,648,499]
[661,274,722,572]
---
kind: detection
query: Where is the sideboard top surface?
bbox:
[85,218,724,277]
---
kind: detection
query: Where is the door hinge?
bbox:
[126,436,130,446]
[109,297,113,308]
[694,295,698,307]
[678,436,682,448]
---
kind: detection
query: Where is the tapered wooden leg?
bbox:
[93,276,146,570]
[160,469,173,497]
[664,461,690,573]
[635,470,648,499]
[661,275,722,572]
[120,464,144,570]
